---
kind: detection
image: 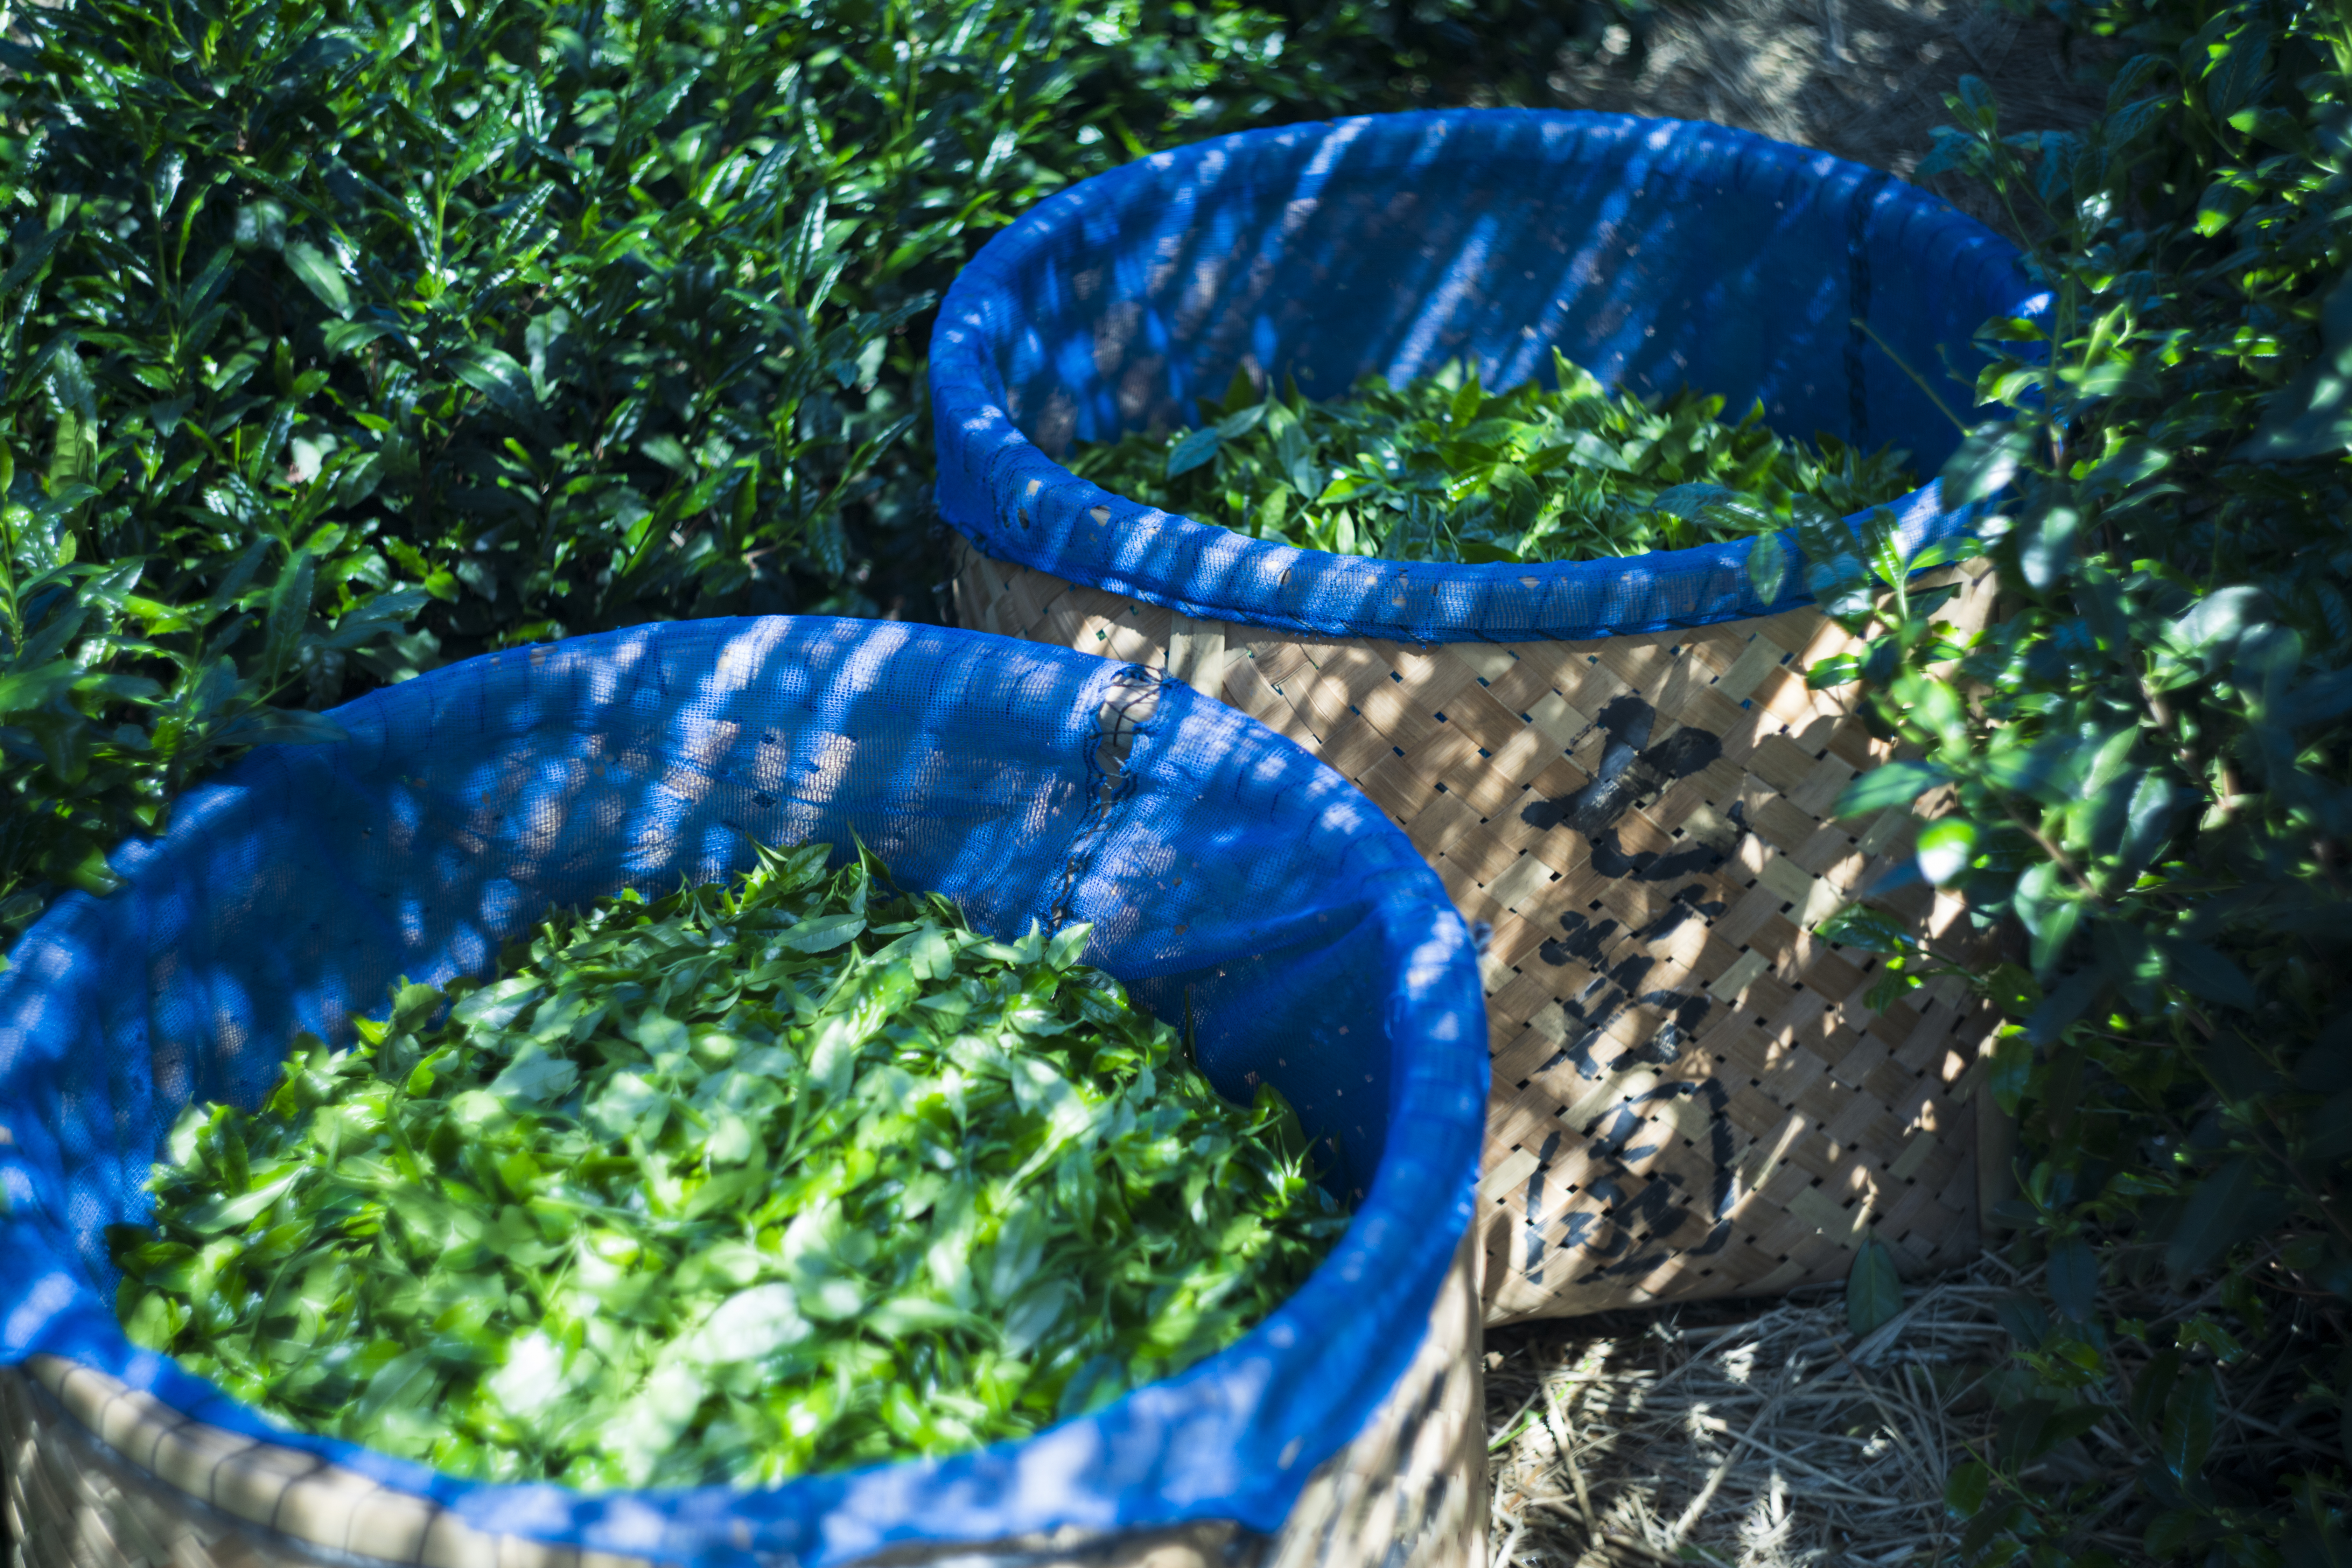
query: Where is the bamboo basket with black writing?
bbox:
[931,108,2030,1322]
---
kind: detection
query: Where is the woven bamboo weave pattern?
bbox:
[1265,1231,1485,1568]
[955,537,2004,1324]
[2,1358,649,1568]
[3,1236,1479,1568]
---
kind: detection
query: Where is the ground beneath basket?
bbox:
[1484,1257,2028,1567]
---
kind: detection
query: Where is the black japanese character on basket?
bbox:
[1516,1080,1738,1288]
[1518,691,1753,1285]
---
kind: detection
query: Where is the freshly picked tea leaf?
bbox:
[1066,353,1916,572]
[111,844,1345,1490]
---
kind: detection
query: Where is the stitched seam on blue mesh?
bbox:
[1045,665,1165,933]
[1844,170,1896,452]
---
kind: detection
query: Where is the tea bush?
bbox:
[0,0,1467,928]
[1811,0,2352,1558]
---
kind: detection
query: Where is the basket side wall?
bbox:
[0,617,1488,1555]
[4,1236,1484,1568]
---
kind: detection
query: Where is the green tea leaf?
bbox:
[2157,937,2258,1010]
[2165,1157,2258,1286]
[1913,818,1977,885]
[488,1047,578,1105]
[1166,427,1221,479]
[446,344,535,419]
[1846,1238,1903,1336]
[1945,1459,1993,1519]
[773,913,865,952]
[1832,760,1950,819]
[2045,1236,2099,1321]
[1816,903,1911,954]
[2161,1365,2218,1485]
[1745,533,1788,602]
[282,241,350,319]
[182,1168,304,1234]
[1939,424,2026,505]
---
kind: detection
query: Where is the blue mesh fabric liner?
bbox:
[0,617,1486,1565]
[930,109,2042,642]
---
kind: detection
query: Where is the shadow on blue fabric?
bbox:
[0,617,1487,1565]
[930,108,2040,644]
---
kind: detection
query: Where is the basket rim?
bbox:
[928,107,2038,645]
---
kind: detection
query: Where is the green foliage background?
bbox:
[0,0,1485,923]
[1802,0,2352,1560]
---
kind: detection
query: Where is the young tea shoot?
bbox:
[110,843,1344,1489]
[1066,354,1917,573]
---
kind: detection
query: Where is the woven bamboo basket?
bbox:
[929,108,2035,1323]
[1,1232,1481,1568]
[0,620,1490,1568]
[954,540,2005,1325]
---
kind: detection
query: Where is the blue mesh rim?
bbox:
[929,108,2043,645]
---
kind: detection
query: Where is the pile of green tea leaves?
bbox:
[108,843,1342,1489]
[1065,353,1919,566]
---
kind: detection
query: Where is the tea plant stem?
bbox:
[1847,316,1968,434]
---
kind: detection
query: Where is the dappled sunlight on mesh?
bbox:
[933,109,2038,646]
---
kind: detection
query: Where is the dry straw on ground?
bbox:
[1484,1246,2352,1567]
[1482,1257,2018,1568]
[1474,5,2115,1562]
